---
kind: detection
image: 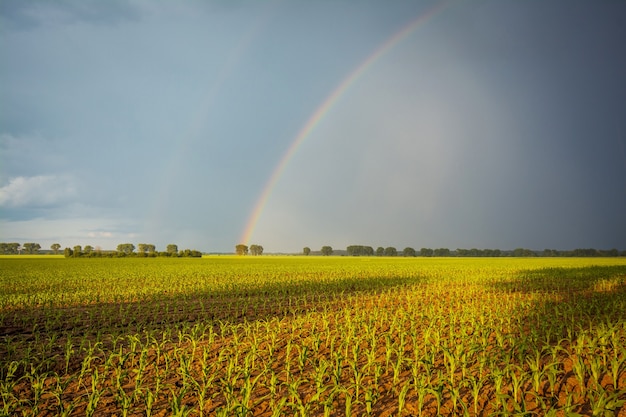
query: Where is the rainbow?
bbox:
[239,2,449,246]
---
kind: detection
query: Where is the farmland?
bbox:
[1,256,626,416]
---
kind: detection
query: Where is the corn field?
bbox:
[1,256,626,416]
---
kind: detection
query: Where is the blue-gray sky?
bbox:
[1,0,625,253]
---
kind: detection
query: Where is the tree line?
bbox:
[67,243,202,258]
[298,245,626,257]
[0,242,202,257]
[3,242,625,257]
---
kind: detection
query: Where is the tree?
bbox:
[303,247,311,256]
[420,248,434,257]
[384,246,397,256]
[23,243,41,254]
[64,247,73,257]
[250,244,264,256]
[235,244,249,256]
[84,245,94,255]
[347,245,363,256]
[179,249,202,257]
[73,245,82,257]
[376,247,385,256]
[117,243,135,256]
[403,247,416,257]
[433,248,450,257]
[347,245,375,256]
[136,244,155,256]
[167,244,178,256]
[513,248,535,257]
[51,243,61,255]
[0,243,20,255]
[321,246,333,256]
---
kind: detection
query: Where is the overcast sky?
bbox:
[2,0,625,253]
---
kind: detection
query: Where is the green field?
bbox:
[1,256,626,416]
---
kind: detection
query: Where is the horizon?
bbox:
[1,241,624,256]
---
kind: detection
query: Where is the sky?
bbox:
[1,0,626,253]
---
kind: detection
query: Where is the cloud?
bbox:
[0,175,77,208]
[0,133,71,183]
[0,0,142,31]
[0,217,140,250]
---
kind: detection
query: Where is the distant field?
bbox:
[1,257,626,416]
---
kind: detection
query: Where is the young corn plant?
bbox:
[588,386,626,417]
[396,380,411,416]
[169,387,193,417]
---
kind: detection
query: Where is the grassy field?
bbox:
[1,256,626,416]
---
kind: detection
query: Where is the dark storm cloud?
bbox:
[1,0,625,252]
